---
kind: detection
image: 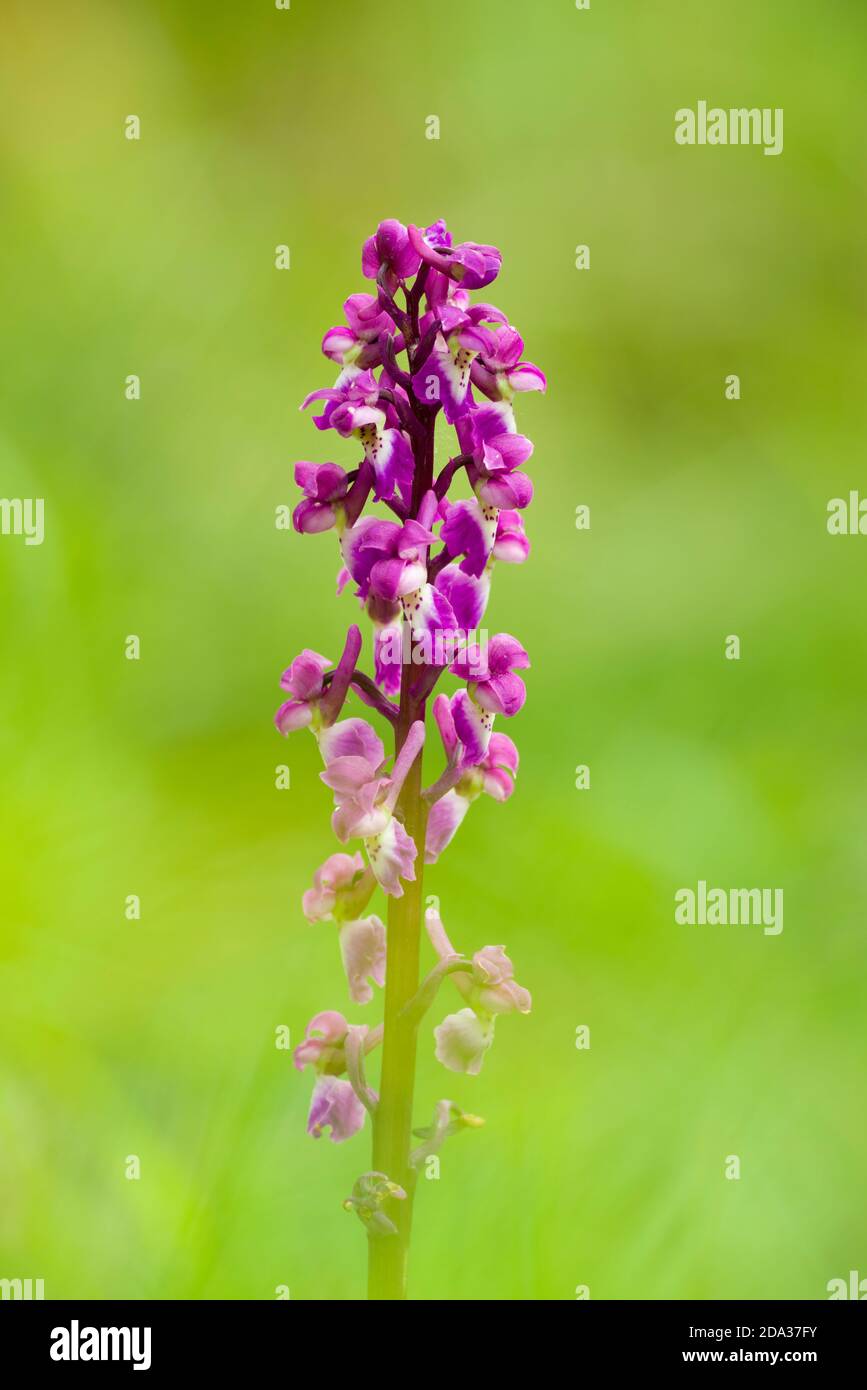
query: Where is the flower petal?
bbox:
[424,789,471,864]
[434,1009,495,1075]
[339,915,386,1005]
[307,1075,366,1142]
[318,718,385,768]
[365,817,417,896]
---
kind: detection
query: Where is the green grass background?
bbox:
[1,0,865,1300]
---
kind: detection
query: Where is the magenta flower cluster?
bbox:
[275,218,542,1154]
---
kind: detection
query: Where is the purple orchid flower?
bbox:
[470,323,547,402]
[362,218,421,290]
[408,223,502,291]
[492,508,530,563]
[274,649,332,734]
[322,293,395,369]
[452,401,535,513]
[424,695,519,862]
[274,625,362,740]
[366,592,403,697]
[447,633,530,763]
[302,368,413,503]
[411,301,507,424]
[292,461,350,534]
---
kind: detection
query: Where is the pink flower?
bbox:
[294,1012,379,1141]
[292,462,350,534]
[307,1075,367,1143]
[362,218,421,288]
[424,698,519,863]
[434,1009,494,1076]
[446,634,530,764]
[339,915,386,1005]
[426,909,530,1075]
[408,223,502,291]
[294,1010,356,1074]
[411,302,506,424]
[274,627,363,739]
[302,850,372,923]
[274,649,332,733]
[319,720,425,896]
[470,323,547,402]
[322,293,393,369]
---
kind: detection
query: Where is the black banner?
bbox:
[1,1299,863,1373]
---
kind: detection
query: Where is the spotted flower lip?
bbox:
[411,303,507,424]
[432,693,520,792]
[364,817,418,898]
[424,700,518,861]
[440,496,499,578]
[318,721,425,897]
[434,560,490,629]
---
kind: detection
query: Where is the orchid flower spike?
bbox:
[281,215,542,1296]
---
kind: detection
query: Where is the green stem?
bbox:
[367,673,428,1300]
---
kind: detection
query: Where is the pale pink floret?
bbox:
[302,850,367,923]
[293,1010,356,1074]
[274,649,332,734]
[321,720,423,838]
[424,789,471,865]
[307,1075,366,1143]
[318,717,384,767]
[365,817,418,897]
[320,720,425,896]
[427,908,531,1075]
[339,915,386,1004]
[434,1009,494,1076]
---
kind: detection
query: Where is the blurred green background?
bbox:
[1,0,865,1301]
